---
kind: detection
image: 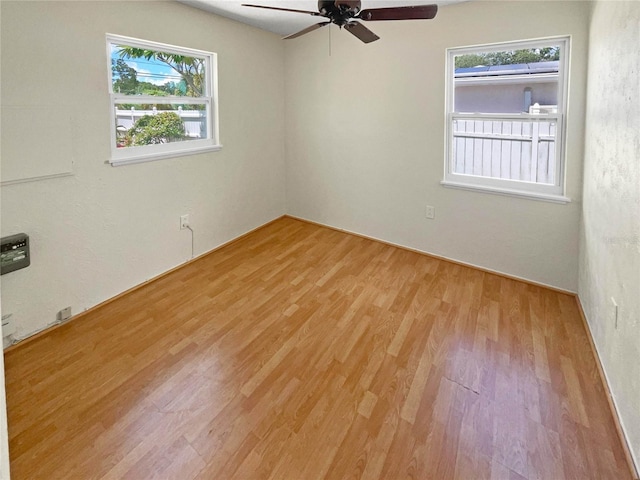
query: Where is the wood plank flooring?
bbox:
[4,217,634,479]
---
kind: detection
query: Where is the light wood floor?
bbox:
[5,217,633,479]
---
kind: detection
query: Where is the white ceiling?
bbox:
[178,0,466,37]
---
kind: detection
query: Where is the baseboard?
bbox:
[285,215,576,295]
[4,215,287,353]
[575,297,639,480]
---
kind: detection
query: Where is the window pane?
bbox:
[454,46,561,114]
[451,117,557,185]
[114,103,208,149]
[110,43,206,98]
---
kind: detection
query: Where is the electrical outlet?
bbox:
[611,297,618,329]
[58,307,72,322]
[2,314,15,337]
[180,214,190,230]
[426,205,435,220]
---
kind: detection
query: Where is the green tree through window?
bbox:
[125,112,186,146]
[115,46,205,97]
[112,59,138,94]
[455,47,560,68]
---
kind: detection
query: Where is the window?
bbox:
[107,34,220,166]
[443,37,570,203]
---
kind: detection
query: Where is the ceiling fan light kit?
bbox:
[242,0,438,43]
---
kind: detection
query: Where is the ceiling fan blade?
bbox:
[242,4,323,16]
[344,21,380,44]
[284,22,331,39]
[358,4,438,21]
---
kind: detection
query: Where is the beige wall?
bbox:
[579,0,640,471]
[284,0,589,291]
[0,1,286,338]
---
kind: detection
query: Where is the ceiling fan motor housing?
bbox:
[318,0,361,25]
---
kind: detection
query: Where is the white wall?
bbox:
[284,0,589,291]
[0,1,286,339]
[579,0,640,471]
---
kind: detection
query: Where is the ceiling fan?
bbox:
[242,1,438,44]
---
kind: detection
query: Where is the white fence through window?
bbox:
[115,108,207,139]
[451,115,558,185]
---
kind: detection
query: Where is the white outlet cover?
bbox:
[59,307,72,321]
[2,314,16,337]
[426,206,436,219]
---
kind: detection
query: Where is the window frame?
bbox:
[106,34,221,166]
[442,36,571,203]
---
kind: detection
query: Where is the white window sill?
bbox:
[109,144,223,167]
[440,180,571,204]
